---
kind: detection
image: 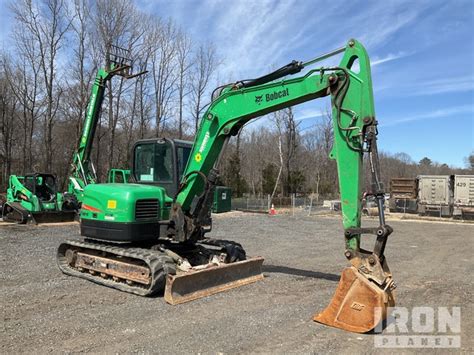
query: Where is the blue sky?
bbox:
[135,0,474,167]
[1,0,473,167]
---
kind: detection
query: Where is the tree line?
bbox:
[218,109,474,199]
[0,0,218,189]
[1,0,472,197]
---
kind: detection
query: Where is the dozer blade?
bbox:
[164,256,264,305]
[313,266,395,333]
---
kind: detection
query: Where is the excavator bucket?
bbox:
[164,256,264,305]
[314,266,395,333]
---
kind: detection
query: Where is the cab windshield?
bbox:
[134,142,173,183]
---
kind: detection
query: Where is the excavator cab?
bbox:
[132,138,192,197]
[77,139,194,243]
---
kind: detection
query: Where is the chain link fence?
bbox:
[231,194,340,216]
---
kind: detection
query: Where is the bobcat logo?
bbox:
[350,302,366,311]
[255,95,263,105]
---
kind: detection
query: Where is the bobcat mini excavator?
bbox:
[57,39,395,333]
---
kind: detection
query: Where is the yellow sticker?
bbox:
[195,153,202,162]
[107,200,117,209]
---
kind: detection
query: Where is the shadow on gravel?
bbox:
[263,265,340,281]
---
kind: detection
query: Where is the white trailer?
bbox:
[417,175,453,217]
[453,175,474,218]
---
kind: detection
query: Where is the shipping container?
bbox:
[453,175,474,218]
[417,175,453,217]
[389,178,418,213]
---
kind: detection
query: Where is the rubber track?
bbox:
[57,240,176,296]
[2,202,29,224]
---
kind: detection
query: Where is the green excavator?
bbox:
[57,39,395,333]
[1,46,141,224]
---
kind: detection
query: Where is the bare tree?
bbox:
[0,69,18,187]
[92,0,139,174]
[189,42,218,133]
[5,7,46,174]
[272,135,283,199]
[3,47,42,174]
[67,0,95,141]
[125,51,151,159]
[135,57,153,140]
[175,30,192,138]
[302,109,337,195]
[52,0,98,184]
[11,0,72,171]
[466,152,474,171]
[270,107,300,195]
[150,19,178,135]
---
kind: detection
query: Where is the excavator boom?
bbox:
[168,39,395,332]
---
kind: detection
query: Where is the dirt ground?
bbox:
[1,213,472,353]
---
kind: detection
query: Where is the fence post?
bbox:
[292,193,295,217]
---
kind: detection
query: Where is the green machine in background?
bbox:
[107,169,131,184]
[2,173,76,224]
[1,46,144,224]
[68,45,145,203]
[213,186,232,213]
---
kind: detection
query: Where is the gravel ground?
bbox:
[1,213,472,354]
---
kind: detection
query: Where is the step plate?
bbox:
[164,257,264,305]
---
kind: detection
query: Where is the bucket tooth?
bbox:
[164,257,264,305]
[313,266,395,333]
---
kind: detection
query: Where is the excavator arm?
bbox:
[173,39,375,247]
[170,39,395,332]
[67,45,146,201]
